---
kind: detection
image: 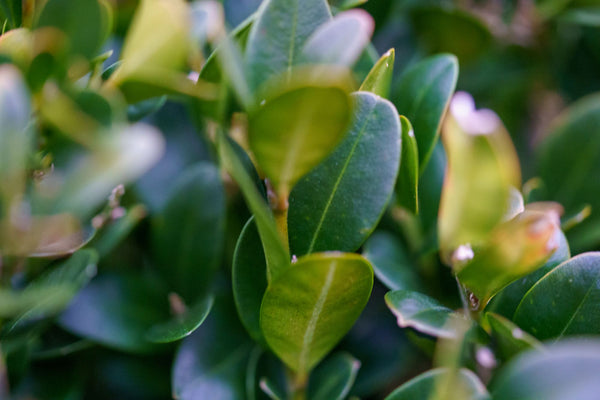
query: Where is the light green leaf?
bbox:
[385,290,467,338]
[299,9,373,67]
[514,252,600,340]
[359,48,395,98]
[485,312,542,361]
[561,8,600,27]
[385,368,489,400]
[217,132,290,282]
[492,340,600,400]
[152,163,225,302]
[248,80,352,198]
[392,54,457,172]
[438,92,521,262]
[260,252,373,376]
[307,352,361,400]
[146,295,214,343]
[288,92,400,255]
[232,217,268,344]
[396,115,419,213]
[536,93,600,251]
[244,0,331,92]
[362,231,421,292]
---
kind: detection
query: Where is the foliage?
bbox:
[1,0,600,399]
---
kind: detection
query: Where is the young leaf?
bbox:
[244,0,331,92]
[288,92,401,255]
[248,81,352,198]
[146,295,214,343]
[307,352,360,400]
[438,92,521,262]
[260,252,373,376]
[232,217,268,344]
[152,163,225,303]
[385,368,490,400]
[217,132,290,282]
[299,9,374,67]
[384,290,467,338]
[513,252,600,340]
[396,115,419,213]
[492,340,600,400]
[485,312,541,361]
[359,48,395,98]
[392,54,458,172]
[362,231,421,292]
[536,93,600,251]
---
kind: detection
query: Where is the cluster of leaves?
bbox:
[1,0,600,399]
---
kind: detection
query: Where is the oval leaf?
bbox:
[396,115,419,213]
[392,54,458,172]
[288,92,401,255]
[260,252,373,375]
[307,352,361,400]
[146,295,214,343]
[244,0,331,91]
[385,290,467,338]
[248,83,352,198]
[514,252,600,340]
[152,163,225,303]
[359,48,395,98]
[485,312,541,361]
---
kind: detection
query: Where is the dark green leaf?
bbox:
[288,92,401,255]
[146,295,214,343]
[307,352,360,400]
[392,54,457,172]
[492,340,600,400]
[152,163,225,302]
[0,0,22,29]
[232,217,268,344]
[260,252,373,376]
[359,48,395,98]
[58,273,169,353]
[362,231,421,291]
[396,115,419,213]
[385,290,467,338]
[514,252,600,340]
[485,312,541,361]
[91,204,147,258]
[245,0,331,92]
[385,368,489,400]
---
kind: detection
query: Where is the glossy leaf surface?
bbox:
[146,295,214,343]
[288,92,401,255]
[260,252,373,375]
[396,115,419,213]
[514,252,600,340]
[307,352,360,400]
[393,54,457,172]
[359,48,395,98]
[486,312,541,361]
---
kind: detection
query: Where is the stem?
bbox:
[291,371,308,400]
[273,206,289,254]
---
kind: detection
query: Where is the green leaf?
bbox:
[217,131,290,282]
[259,377,286,400]
[0,65,31,208]
[492,340,600,400]
[146,295,214,343]
[307,352,361,400]
[58,273,169,353]
[536,93,600,251]
[260,252,373,376]
[513,252,600,340]
[244,0,331,92]
[486,229,570,319]
[36,0,111,59]
[384,290,467,338]
[0,0,22,29]
[172,296,253,399]
[299,9,373,67]
[560,8,600,27]
[396,115,419,213]
[359,48,395,98]
[362,231,421,292]
[232,217,268,344]
[485,312,541,361]
[248,81,352,198]
[0,249,98,320]
[392,54,458,172]
[438,92,521,262]
[152,163,225,302]
[385,368,489,400]
[91,204,147,257]
[288,92,401,255]
[455,209,562,308]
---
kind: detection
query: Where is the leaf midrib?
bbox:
[556,271,600,339]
